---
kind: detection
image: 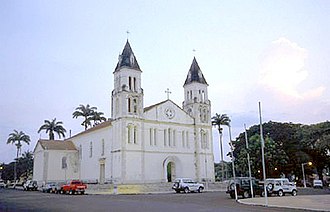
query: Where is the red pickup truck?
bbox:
[60,180,87,195]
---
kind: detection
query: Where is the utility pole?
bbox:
[259,102,268,206]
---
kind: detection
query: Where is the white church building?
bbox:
[33,40,215,185]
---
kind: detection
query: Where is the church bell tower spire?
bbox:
[111,40,144,119]
[183,57,211,125]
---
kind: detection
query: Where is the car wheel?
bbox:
[229,183,235,190]
[198,187,203,193]
[267,183,274,191]
[81,191,85,195]
[184,187,189,194]
[278,190,284,197]
[260,190,265,197]
[291,189,297,196]
[243,191,250,199]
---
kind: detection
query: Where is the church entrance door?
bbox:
[99,163,105,184]
[167,162,175,182]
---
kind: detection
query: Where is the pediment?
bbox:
[144,100,194,124]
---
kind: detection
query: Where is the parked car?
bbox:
[226,177,265,199]
[60,180,87,195]
[41,182,57,193]
[172,178,204,193]
[23,180,38,191]
[0,180,5,188]
[265,178,297,196]
[313,180,323,189]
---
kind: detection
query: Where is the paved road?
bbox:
[0,189,306,212]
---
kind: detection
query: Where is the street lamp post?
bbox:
[228,125,238,201]
[244,124,253,198]
[302,162,312,188]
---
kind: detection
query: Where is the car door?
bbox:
[188,180,198,191]
[281,180,290,192]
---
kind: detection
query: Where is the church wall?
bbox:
[46,150,79,182]
[123,151,143,183]
[70,126,112,183]
[33,145,44,184]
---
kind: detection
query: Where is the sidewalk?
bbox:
[239,195,330,211]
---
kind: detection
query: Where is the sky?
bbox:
[1,0,329,164]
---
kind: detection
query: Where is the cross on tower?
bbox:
[126,30,130,39]
[165,88,171,100]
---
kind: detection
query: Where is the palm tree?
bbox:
[38,118,66,140]
[17,151,34,180]
[7,130,31,183]
[72,104,97,130]
[89,111,107,126]
[211,113,230,181]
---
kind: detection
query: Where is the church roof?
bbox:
[69,120,112,139]
[37,140,77,151]
[114,40,141,72]
[184,57,208,86]
[144,100,168,112]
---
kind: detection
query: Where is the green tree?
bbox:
[38,118,66,140]
[6,130,31,182]
[72,104,97,130]
[17,151,34,180]
[211,113,230,181]
[89,111,107,126]
[301,121,330,178]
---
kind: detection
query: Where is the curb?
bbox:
[237,197,330,212]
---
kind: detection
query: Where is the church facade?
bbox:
[33,41,215,184]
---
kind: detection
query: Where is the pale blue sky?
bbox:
[1,1,329,163]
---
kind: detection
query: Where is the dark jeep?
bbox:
[226,177,264,199]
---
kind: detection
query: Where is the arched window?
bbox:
[129,76,132,90]
[101,139,105,156]
[133,77,137,91]
[89,142,93,158]
[200,130,208,149]
[127,125,132,143]
[79,145,82,159]
[133,98,137,113]
[154,128,157,146]
[128,98,131,112]
[133,126,137,144]
[62,156,67,169]
[150,128,153,146]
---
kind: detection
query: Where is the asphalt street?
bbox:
[0,188,304,212]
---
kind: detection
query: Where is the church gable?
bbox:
[144,100,194,124]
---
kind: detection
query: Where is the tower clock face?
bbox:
[165,107,175,119]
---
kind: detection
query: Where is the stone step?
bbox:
[86,182,227,195]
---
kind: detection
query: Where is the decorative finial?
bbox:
[193,49,196,57]
[165,88,172,100]
[126,30,130,40]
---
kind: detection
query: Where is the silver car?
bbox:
[265,178,297,196]
[172,178,204,193]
